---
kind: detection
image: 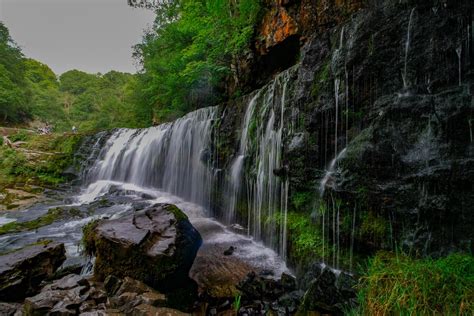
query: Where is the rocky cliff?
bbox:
[210,0,473,271]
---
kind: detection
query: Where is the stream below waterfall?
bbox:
[0,180,288,278]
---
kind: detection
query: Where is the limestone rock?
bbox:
[85,203,202,291]
[299,265,357,314]
[0,241,66,301]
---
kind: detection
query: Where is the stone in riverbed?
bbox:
[84,203,202,291]
[0,241,66,301]
[299,264,357,314]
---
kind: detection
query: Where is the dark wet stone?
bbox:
[300,266,357,314]
[0,302,21,316]
[86,203,202,292]
[223,246,235,256]
[0,241,66,301]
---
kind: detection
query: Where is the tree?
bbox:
[134,0,261,123]
[0,22,30,123]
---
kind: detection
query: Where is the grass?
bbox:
[356,251,474,315]
[0,207,82,235]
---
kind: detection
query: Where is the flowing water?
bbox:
[0,105,289,277]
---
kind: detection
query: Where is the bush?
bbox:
[356,252,474,315]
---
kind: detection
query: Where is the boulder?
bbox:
[84,203,202,291]
[299,265,357,315]
[0,302,21,316]
[23,273,169,315]
[23,274,97,315]
[237,271,296,301]
[133,305,190,316]
[0,241,66,301]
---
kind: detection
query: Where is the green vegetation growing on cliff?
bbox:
[355,252,474,315]
[0,132,84,189]
[134,0,261,122]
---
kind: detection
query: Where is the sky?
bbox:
[0,0,155,75]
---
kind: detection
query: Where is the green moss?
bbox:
[356,252,474,315]
[81,219,102,256]
[0,207,83,235]
[360,212,388,244]
[163,204,188,222]
[290,191,314,213]
[0,133,85,190]
[311,60,331,98]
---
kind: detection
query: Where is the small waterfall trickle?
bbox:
[226,94,259,223]
[456,45,462,86]
[319,148,347,197]
[334,78,341,155]
[248,71,290,255]
[402,8,416,90]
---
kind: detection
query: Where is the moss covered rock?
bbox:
[84,203,202,291]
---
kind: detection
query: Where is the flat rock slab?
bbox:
[190,243,255,299]
[0,241,66,301]
[87,203,202,291]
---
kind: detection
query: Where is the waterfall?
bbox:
[226,93,259,223]
[402,8,416,89]
[247,70,290,255]
[80,107,217,209]
[334,78,341,155]
[82,67,295,260]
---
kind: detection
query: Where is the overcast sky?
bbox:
[0,0,155,75]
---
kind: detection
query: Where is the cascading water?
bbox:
[225,93,259,223]
[80,107,217,209]
[75,67,298,268]
[223,68,294,259]
[247,71,290,258]
[77,105,289,275]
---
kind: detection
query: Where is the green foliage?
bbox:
[82,219,102,256]
[0,133,84,188]
[272,211,328,264]
[0,22,30,123]
[360,211,388,244]
[290,191,314,212]
[135,0,262,122]
[59,70,146,130]
[233,293,242,311]
[356,252,474,315]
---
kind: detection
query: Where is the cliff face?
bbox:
[212,0,473,268]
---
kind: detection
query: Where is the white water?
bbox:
[82,107,217,210]
[403,8,416,89]
[247,71,290,258]
[77,180,289,276]
[76,90,288,274]
[226,93,259,223]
